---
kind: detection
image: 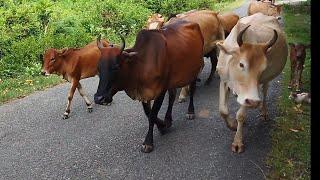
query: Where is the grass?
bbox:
[216,0,245,12]
[0,75,64,105]
[0,0,245,105]
[266,1,311,179]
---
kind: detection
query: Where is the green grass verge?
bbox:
[0,75,64,105]
[266,2,311,179]
[0,0,244,105]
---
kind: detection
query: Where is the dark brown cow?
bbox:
[288,43,310,92]
[94,20,204,153]
[41,39,109,119]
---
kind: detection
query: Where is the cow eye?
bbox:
[239,63,244,68]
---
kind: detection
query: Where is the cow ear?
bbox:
[216,41,237,55]
[59,48,73,57]
[39,54,43,61]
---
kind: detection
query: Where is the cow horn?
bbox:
[97,34,104,49]
[237,25,250,47]
[264,29,278,51]
[119,35,125,53]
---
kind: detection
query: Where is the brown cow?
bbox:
[288,43,310,92]
[165,10,226,102]
[94,20,204,153]
[216,13,288,153]
[248,1,282,20]
[217,12,240,37]
[41,39,109,119]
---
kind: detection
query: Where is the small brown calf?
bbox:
[41,39,109,119]
[288,43,310,92]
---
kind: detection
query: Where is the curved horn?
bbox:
[97,34,104,49]
[119,35,125,53]
[264,29,278,51]
[237,25,251,47]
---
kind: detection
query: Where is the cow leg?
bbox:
[219,81,237,131]
[205,49,218,85]
[186,80,196,119]
[63,79,79,119]
[257,83,269,121]
[296,67,303,92]
[77,83,93,113]
[156,89,177,135]
[232,105,247,153]
[142,91,166,153]
[288,64,294,89]
[178,86,189,103]
[164,89,176,127]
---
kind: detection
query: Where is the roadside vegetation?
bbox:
[0,0,241,104]
[266,1,311,179]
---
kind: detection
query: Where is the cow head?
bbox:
[146,13,165,30]
[267,4,282,20]
[94,35,138,105]
[216,25,278,107]
[41,48,74,76]
[289,43,310,60]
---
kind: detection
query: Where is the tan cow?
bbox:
[146,13,165,30]
[248,1,282,20]
[165,10,225,102]
[216,13,288,153]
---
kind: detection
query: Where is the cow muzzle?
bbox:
[41,70,50,76]
[94,94,113,105]
[244,98,261,108]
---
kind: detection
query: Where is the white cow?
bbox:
[216,13,288,153]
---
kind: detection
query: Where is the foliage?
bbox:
[0,0,239,79]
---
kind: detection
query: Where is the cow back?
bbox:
[165,10,224,54]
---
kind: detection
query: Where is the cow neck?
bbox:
[58,55,75,81]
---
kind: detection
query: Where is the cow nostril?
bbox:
[245,99,250,105]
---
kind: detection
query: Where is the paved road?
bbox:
[0,2,283,180]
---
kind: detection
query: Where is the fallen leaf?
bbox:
[198,109,210,118]
[289,128,299,133]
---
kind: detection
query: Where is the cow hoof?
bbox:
[141,144,154,153]
[295,89,301,93]
[186,113,195,120]
[178,98,186,103]
[62,114,70,119]
[231,143,244,153]
[287,86,292,89]
[87,108,93,113]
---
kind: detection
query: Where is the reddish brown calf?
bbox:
[41,39,109,119]
[288,43,310,92]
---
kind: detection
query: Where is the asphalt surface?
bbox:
[0,2,284,180]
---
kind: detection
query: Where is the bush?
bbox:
[0,0,235,79]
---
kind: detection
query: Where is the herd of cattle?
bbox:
[40,0,309,153]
